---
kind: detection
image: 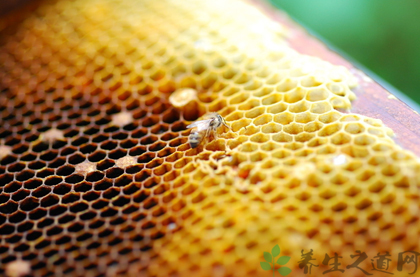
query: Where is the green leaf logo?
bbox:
[277,256,291,265]
[264,252,272,263]
[272,245,280,257]
[260,244,291,276]
[278,267,292,276]
[260,262,272,271]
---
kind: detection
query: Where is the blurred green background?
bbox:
[269,0,420,106]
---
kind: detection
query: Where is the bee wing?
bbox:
[186,119,213,131]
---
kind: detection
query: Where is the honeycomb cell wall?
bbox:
[0,0,419,276]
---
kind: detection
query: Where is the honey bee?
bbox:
[186,113,230,148]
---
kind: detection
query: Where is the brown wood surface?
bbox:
[252,0,420,157]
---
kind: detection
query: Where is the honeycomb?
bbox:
[0,0,420,276]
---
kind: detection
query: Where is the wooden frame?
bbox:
[252,0,420,157]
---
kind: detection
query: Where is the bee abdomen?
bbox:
[189,132,202,148]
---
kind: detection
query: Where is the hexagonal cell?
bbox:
[260,122,282,134]
[381,164,400,178]
[238,142,258,153]
[318,123,342,137]
[273,112,294,125]
[288,100,310,113]
[295,132,315,143]
[275,78,298,92]
[272,132,293,143]
[294,148,314,157]
[330,132,351,146]
[249,151,268,162]
[354,134,376,146]
[244,107,265,119]
[267,102,288,115]
[284,87,306,104]
[283,123,304,135]
[305,87,329,102]
[230,118,252,133]
[252,114,272,126]
[15,170,35,182]
[41,194,60,208]
[344,122,366,134]
[4,181,22,193]
[261,93,282,106]
[249,133,270,143]
[32,186,51,198]
[271,149,292,160]
[310,101,332,114]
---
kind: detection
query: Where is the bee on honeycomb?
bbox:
[186,113,230,148]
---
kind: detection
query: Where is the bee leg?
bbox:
[205,128,213,142]
[211,128,218,140]
[222,120,231,131]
